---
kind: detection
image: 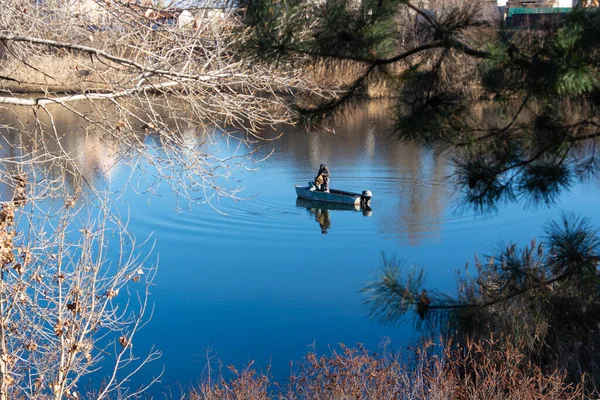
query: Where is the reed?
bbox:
[191,336,584,400]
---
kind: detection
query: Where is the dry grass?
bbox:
[0,53,105,93]
[1,53,484,100]
[300,59,404,98]
[1,40,482,100]
[0,52,402,97]
[191,336,584,400]
[298,47,486,101]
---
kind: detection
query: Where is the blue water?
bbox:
[3,102,600,397]
[98,106,600,396]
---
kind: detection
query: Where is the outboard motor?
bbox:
[360,190,372,207]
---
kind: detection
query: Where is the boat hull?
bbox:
[295,185,369,206]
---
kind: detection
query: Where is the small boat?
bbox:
[295,182,372,207]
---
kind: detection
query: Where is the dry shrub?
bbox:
[191,362,271,400]
[193,336,584,400]
[284,343,413,399]
[445,336,583,400]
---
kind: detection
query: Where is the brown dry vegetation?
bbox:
[0,52,104,93]
[299,59,405,98]
[0,51,404,98]
[0,0,490,100]
[191,337,584,400]
[0,42,483,100]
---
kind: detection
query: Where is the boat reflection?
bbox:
[295,198,372,234]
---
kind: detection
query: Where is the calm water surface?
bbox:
[4,101,600,396]
[114,102,600,395]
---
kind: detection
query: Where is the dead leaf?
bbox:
[13,263,23,274]
[54,321,64,337]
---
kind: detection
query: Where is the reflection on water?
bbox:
[314,208,331,234]
[0,102,252,205]
[295,198,372,234]
[2,100,599,397]
[1,99,454,245]
[256,100,452,245]
[0,105,123,200]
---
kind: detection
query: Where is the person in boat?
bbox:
[315,163,330,192]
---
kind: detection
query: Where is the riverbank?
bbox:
[0,49,482,99]
[0,54,394,96]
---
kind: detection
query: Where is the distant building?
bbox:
[504,0,580,27]
[67,0,235,31]
[71,0,153,26]
[505,0,578,8]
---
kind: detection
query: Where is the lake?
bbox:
[2,100,599,396]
